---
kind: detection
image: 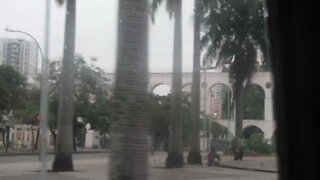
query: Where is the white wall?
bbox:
[84,124,100,148]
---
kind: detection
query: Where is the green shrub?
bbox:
[244,133,273,154]
[92,144,100,149]
[0,141,3,150]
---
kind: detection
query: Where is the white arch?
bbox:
[104,72,275,139]
[182,83,192,93]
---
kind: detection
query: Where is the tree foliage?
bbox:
[200,0,268,73]
[200,0,268,159]
[149,92,192,150]
[48,55,111,135]
[14,88,40,125]
[0,65,27,111]
[5,55,110,150]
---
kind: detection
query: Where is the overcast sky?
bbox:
[0,0,195,73]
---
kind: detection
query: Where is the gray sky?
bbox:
[0,0,195,73]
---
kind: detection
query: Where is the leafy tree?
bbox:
[149,94,171,151]
[47,55,110,151]
[210,121,229,140]
[0,65,27,111]
[15,55,109,152]
[14,88,41,150]
[73,56,110,134]
[149,93,192,152]
[0,65,27,151]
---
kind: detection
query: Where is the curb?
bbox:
[216,164,277,173]
[0,150,109,156]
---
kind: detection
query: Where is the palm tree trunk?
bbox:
[50,129,57,151]
[1,129,5,150]
[165,0,184,168]
[234,81,244,160]
[31,125,34,152]
[73,131,76,151]
[34,128,39,150]
[5,126,10,152]
[108,0,149,179]
[52,0,76,171]
[187,0,202,165]
[73,117,77,151]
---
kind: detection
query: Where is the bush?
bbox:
[270,133,277,153]
[244,133,273,155]
[92,144,100,149]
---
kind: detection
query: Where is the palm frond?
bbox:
[166,0,175,19]
[200,0,265,75]
[150,0,163,23]
[56,0,65,6]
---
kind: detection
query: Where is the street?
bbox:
[0,152,278,180]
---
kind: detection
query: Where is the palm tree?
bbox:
[187,0,202,164]
[151,0,184,168]
[200,0,267,160]
[108,0,149,179]
[52,0,76,171]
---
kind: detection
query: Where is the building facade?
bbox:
[0,38,38,76]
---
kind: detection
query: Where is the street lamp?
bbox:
[5,27,49,161]
[208,112,217,150]
[5,27,44,67]
[201,71,207,152]
[201,65,215,152]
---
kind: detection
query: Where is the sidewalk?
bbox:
[218,156,277,173]
[0,148,108,156]
[0,151,278,180]
[149,151,277,173]
[1,149,277,173]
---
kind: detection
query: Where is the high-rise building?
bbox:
[0,38,38,76]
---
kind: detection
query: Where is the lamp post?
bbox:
[208,112,217,150]
[5,28,44,67]
[5,27,49,162]
[201,65,215,151]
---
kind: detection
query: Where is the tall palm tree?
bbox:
[187,0,202,164]
[52,0,76,171]
[151,0,184,168]
[201,0,267,160]
[108,0,149,179]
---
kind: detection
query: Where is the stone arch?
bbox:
[182,83,192,93]
[208,83,232,119]
[244,83,265,120]
[151,83,171,96]
[242,125,264,139]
